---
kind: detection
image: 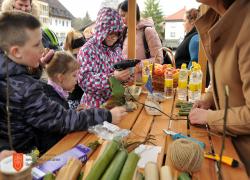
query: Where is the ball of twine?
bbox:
[167,138,204,173]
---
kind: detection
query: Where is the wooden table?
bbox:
[40,93,248,180]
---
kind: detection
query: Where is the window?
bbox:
[39,4,49,16]
[55,19,58,25]
[62,20,64,26]
[66,21,68,27]
[170,32,176,37]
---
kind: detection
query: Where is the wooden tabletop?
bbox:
[40,93,248,180]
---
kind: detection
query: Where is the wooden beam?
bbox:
[198,5,209,92]
[127,0,137,59]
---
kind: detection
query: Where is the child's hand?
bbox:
[114,69,131,81]
[0,150,16,161]
[135,62,142,73]
[40,49,54,66]
[76,104,87,111]
[193,100,212,110]
[110,106,127,124]
[189,108,208,125]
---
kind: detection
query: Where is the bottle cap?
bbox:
[181,63,187,69]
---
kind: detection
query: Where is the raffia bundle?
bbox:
[167,138,204,173]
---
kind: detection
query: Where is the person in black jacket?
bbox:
[0,12,127,154]
[1,0,60,81]
[175,8,199,69]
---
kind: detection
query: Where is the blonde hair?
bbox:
[83,24,95,39]
[1,0,39,18]
[46,51,80,80]
[63,30,83,54]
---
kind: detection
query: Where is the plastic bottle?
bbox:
[188,66,199,102]
[142,60,153,84]
[196,64,203,100]
[164,66,173,99]
[178,63,188,101]
[190,61,197,71]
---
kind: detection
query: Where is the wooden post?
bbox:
[198,5,209,92]
[127,0,137,59]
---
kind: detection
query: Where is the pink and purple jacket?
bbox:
[77,7,124,108]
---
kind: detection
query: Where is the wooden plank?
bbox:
[198,4,209,93]
[166,112,248,180]
[127,0,136,58]
[39,131,87,163]
[147,98,173,168]
[127,107,154,142]
[209,135,248,180]
[165,114,218,180]
[118,94,146,130]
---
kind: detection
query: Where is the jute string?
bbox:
[167,138,204,173]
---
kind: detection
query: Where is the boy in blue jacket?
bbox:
[0,11,126,154]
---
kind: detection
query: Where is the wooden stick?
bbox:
[128,0,137,59]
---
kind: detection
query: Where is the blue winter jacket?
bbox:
[0,51,112,153]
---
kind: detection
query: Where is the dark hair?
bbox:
[186,8,199,23]
[0,11,41,52]
[118,0,140,22]
[46,51,80,80]
[223,0,235,9]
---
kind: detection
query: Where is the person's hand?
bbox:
[135,63,142,73]
[110,106,127,124]
[189,108,209,125]
[40,49,55,66]
[76,104,87,111]
[0,150,16,161]
[114,69,131,81]
[192,100,212,110]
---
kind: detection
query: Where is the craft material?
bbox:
[167,139,204,173]
[163,129,205,149]
[204,153,239,168]
[144,162,159,180]
[160,165,173,180]
[32,145,90,180]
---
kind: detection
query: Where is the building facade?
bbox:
[0,0,74,44]
[38,0,74,44]
[164,8,185,49]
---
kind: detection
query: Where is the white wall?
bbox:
[37,1,49,26]
[165,21,184,40]
[37,0,72,44]
[164,21,185,48]
[48,17,72,44]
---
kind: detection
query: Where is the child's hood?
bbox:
[92,7,123,44]
[0,51,28,80]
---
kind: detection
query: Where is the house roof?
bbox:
[40,0,74,19]
[164,7,186,21]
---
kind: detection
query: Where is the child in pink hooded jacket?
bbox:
[78,7,130,108]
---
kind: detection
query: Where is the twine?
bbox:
[167,138,204,173]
